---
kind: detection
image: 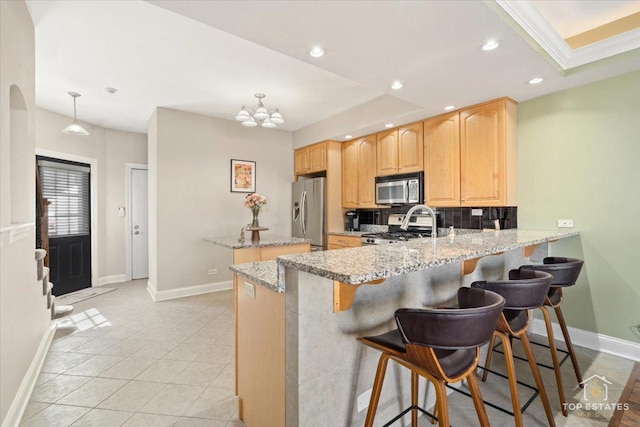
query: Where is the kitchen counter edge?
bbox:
[203,235,310,249]
[230,260,281,293]
[277,229,580,286]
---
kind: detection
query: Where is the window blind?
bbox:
[38,160,90,237]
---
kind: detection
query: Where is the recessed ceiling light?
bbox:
[309,46,324,58]
[344,135,352,139]
[105,87,117,94]
[385,123,394,128]
[529,77,544,85]
[390,81,403,90]
[482,40,499,51]
[444,105,456,111]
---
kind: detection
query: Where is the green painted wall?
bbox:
[518,70,640,342]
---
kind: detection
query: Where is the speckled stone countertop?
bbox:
[230,260,280,292]
[277,229,579,286]
[327,231,369,237]
[203,235,310,249]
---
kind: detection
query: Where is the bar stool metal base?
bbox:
[379,405,437,427]
[446,366,540,419]
[492,336,572,373]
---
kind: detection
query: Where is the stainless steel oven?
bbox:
[375,172,423,205]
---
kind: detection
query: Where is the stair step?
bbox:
[39,266,49,282]
[43,281,53,296]
[53,304,74,319]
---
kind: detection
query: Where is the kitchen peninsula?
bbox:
[230,229,579,427]
[204,234,310,426]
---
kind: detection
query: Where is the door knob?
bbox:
[135,225,139,229]
[134,231,139,235]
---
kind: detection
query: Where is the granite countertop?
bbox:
[327,231,369,237]
[277,229,579,286]
[203,235,310,249]
[230,260,280,292]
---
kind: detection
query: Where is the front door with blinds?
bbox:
[38,156,91,296]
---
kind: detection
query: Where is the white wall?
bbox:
[149,107,293,294]
[0,1,51,423]
[35,108,147,282]
[292,95,423,148]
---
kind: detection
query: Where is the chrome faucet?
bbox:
[238,226,246,243]
[400,204,437,238]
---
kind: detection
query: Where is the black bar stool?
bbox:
[357,287,506,427]
[472,269,556,427]
[520,257,584,416]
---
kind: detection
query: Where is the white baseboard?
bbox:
[147,280,232,302]
[2,320,57,427]
[96,274,126,287]
[531,318,640,362]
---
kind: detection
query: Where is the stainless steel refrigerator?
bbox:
[292,177,326,249]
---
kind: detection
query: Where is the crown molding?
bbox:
[495,0,640,71]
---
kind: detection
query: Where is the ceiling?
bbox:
[25,1,640,139]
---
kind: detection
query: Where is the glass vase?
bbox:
[250,207,260,228]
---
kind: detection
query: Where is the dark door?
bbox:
[37,156,91,296]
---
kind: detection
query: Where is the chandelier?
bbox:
[235,93,284,128]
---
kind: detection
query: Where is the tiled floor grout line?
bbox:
[22,280,242,427]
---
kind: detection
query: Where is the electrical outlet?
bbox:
[244,282,255,299]
[208,269,218,275]
[357,389,372,413]
[557,219,574,228]
[471,209,483,216]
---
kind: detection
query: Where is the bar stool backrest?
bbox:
[520,257,584,287]
[394,287,505,351]
[471,269,553,310]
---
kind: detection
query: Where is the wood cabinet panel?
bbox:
[342,136,377,208]
[376,129,398,176]
[294,149,309,176]
[294,141,326,176]
[327,235,362,249]
[460,100,507,206]
[424,113,460,206]
[357,136,377,208]
[308,143,326,173]
[398,122,423,173]
[236,278,285,427]
[341,140,359,208]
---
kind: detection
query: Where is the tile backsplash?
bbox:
[357,207,517,230]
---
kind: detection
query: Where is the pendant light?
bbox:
[62,92,89,135]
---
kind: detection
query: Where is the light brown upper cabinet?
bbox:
[376,123,423,176]
[459,98,517,206]
[342,135,377,208]
[424,98,517,207]
[294,141,327,176]
[424,112,460,206]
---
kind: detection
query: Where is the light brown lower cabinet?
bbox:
[236,277,284,427]
[232,243,309,427]
[327,234,362,250]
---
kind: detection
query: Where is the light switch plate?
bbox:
[557,219,574,228]
[471,209,483,216]
[244,282,256,299]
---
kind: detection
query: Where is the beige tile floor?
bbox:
[20,279,636,427]
[21,280,244,427]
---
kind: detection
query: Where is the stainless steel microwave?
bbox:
[375,172,424,205]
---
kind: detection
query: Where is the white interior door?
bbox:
[131,168,148,279]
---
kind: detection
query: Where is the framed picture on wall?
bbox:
[230,159,256,193]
